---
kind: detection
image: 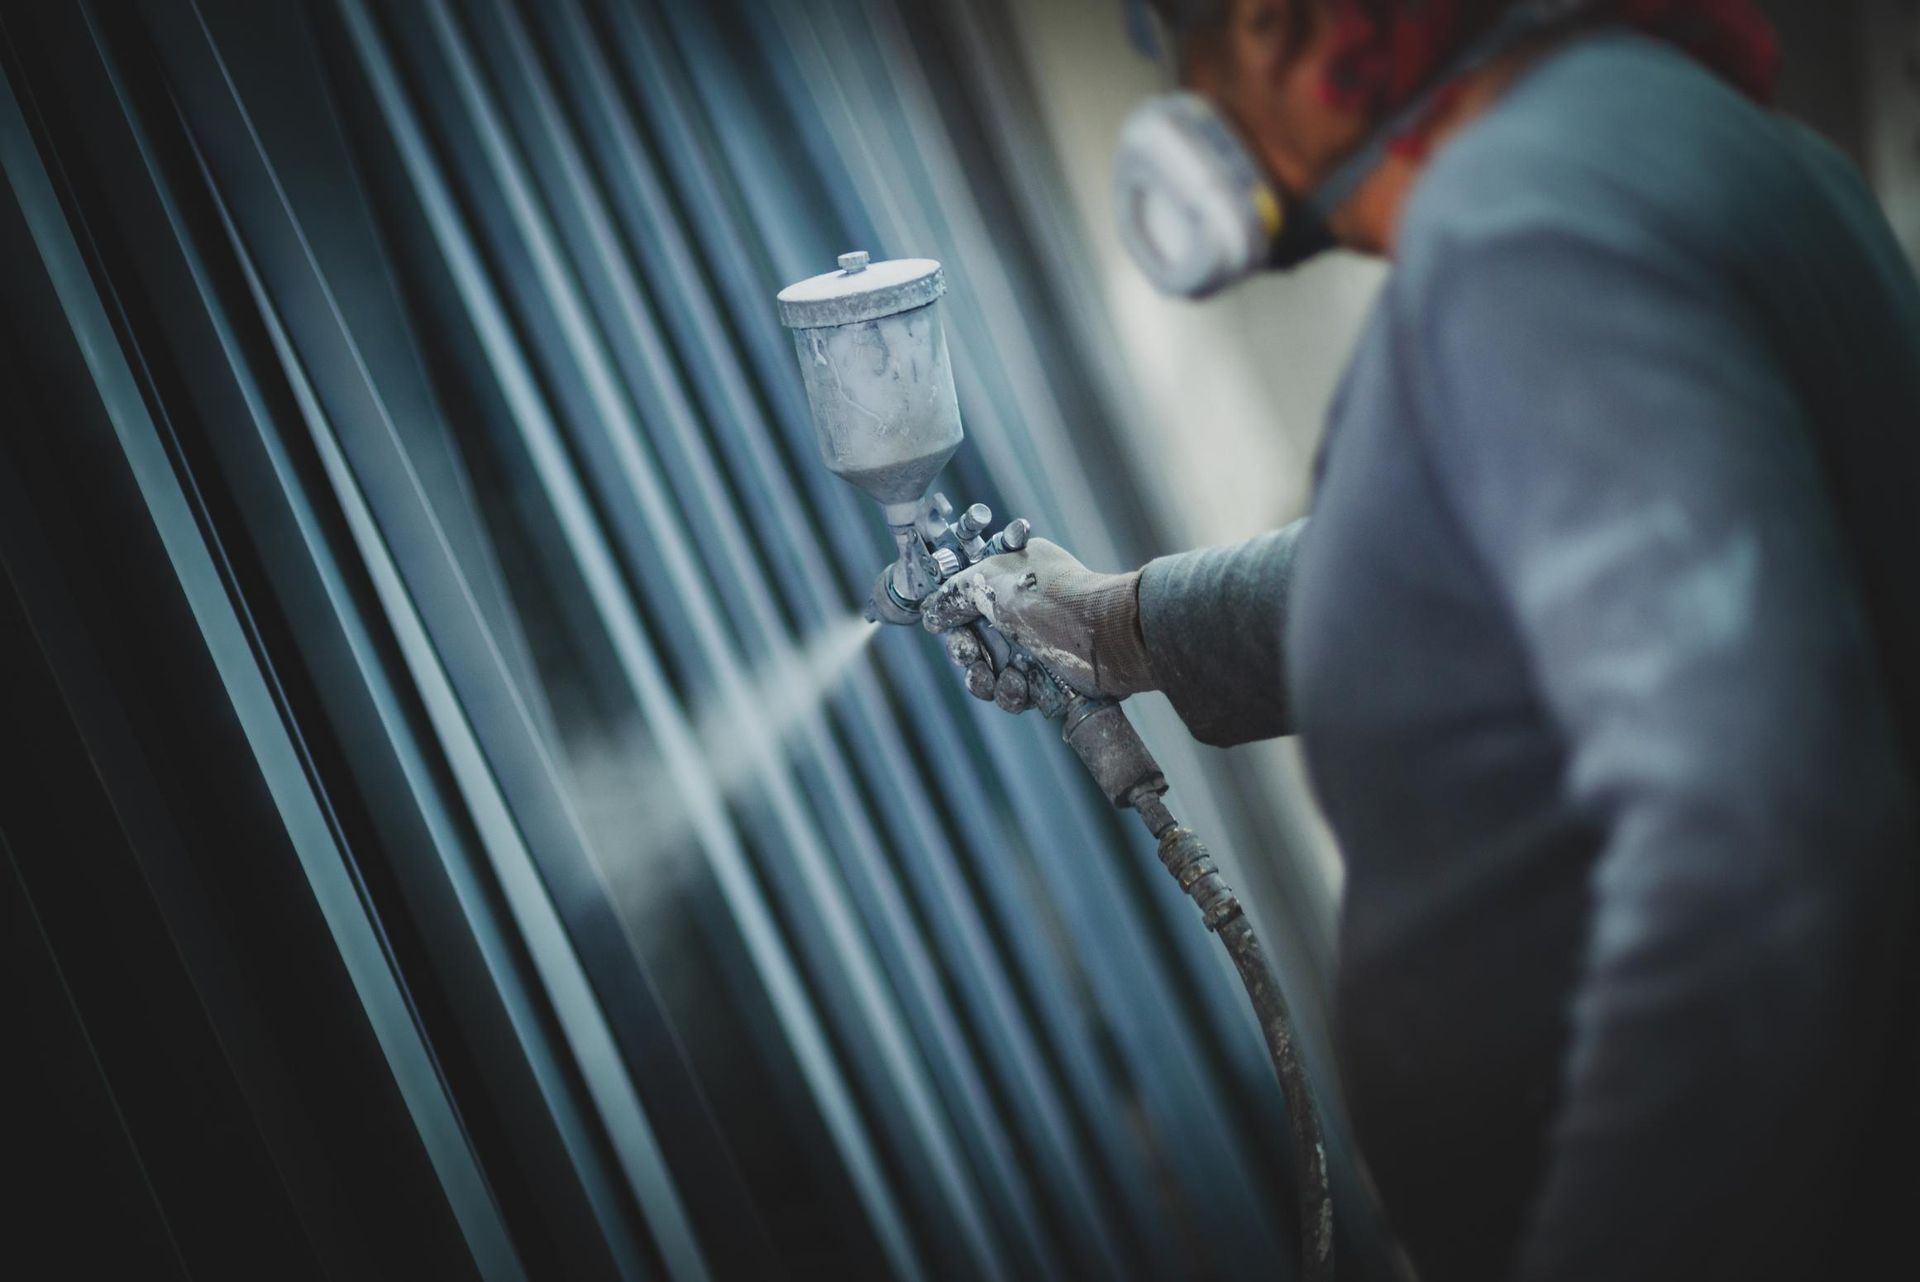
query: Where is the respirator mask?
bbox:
[1112,93,1327,298]
[1113,0,1598,299]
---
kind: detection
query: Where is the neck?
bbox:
[1326,35,1565,257]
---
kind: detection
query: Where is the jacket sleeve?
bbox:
[1136,519,1307,747]
[1408,222,1914,1281]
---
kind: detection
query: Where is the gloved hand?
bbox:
[920,538,1155,711]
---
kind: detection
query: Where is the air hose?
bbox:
[1134,790,1334,1282]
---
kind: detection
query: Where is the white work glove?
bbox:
[919,538,1155,712]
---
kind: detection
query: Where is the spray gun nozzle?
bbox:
[867,562,923,627]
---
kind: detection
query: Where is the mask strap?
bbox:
[1293,0,1602,242]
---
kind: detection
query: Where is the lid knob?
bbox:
[837,249,870,274]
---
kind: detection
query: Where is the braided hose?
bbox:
[1134,792,1335,1282]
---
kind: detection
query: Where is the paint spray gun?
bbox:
[778,252,1334,1280]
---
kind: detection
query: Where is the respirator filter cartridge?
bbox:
[1113,93,1283,299]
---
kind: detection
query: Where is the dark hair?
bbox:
[1143,0,1230,32]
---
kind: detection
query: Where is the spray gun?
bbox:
[779,252,1333,1281]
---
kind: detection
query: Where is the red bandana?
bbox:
[1322,0,1781,154]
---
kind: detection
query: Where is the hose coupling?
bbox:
[1157,826,1245,933]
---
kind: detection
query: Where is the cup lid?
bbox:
[778,251,945,328]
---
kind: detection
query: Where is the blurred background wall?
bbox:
[2,2,1914,1281]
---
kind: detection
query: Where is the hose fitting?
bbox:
[1156,825,1245,933]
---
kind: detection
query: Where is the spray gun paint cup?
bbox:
[777,251,961,530]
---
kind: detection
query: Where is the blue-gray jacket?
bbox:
[1139,32,1920,1282]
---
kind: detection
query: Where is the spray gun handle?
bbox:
[865,494,1074,720]
[1011,647,1072,720]
[1061,696,1168,807]
[951,619,1071,719]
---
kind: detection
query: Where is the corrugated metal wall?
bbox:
[0,1,1367,1278]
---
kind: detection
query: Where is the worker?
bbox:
[921,1,1920,1278]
